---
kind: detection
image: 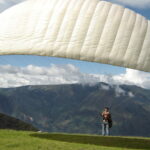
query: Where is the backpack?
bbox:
[108,114,113,128]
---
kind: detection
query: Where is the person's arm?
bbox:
[101,112,104,118]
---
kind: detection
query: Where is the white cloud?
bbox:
[101,84,110,90]
[113,69,150,89]
[108,0,150,9]
[0,64,101,88]
[114,85,125,97]
[128,92,134,98]
[113,85,135,98]
[0,64,150,90]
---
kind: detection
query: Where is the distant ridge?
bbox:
[0,83,150,136]
[0,113,38,131]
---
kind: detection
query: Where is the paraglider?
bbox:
[0,0,150,72]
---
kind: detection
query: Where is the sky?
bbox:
[0,0,150,89]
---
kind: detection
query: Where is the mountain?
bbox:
[0,83,150,137]
[0,112,38,131]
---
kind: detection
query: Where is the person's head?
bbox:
[104,107,109,112]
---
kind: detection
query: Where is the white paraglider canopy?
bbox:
[0,0,150,72]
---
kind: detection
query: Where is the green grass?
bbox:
[0,130,150,150]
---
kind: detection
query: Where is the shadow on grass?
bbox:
[30,133,150,149]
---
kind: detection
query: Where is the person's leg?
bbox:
[106,123,109,136]
[102,123,105,136]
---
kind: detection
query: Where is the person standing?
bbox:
[101,107,112,136]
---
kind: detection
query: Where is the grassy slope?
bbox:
[0,130,150,150]
[0,113,38,131]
